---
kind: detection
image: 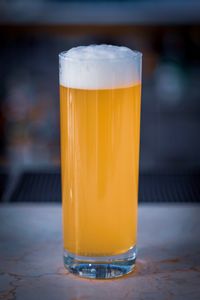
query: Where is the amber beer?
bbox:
[59,45,142,279]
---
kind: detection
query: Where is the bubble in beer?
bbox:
[59,45,141,89]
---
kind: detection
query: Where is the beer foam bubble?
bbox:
[59,45,141,89]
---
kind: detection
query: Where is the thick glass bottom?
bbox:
[63,246,136,279]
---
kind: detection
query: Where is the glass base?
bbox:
[63,246,136,279]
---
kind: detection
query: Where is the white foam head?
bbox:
[59,45,142,89]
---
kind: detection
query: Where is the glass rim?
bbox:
[59,50,142,62]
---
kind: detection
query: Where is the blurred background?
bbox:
[0,0,200,203]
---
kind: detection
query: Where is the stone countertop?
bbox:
[0,204,200,300]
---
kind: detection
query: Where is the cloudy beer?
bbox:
[59,45,142,279]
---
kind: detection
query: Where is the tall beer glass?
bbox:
[59,45,142,279]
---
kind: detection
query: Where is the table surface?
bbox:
[0,204,200,300]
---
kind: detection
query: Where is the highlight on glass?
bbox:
[59,45,142,279]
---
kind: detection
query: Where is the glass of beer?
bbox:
[59,45,142,279]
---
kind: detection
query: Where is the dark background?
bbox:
[0,0,200,203]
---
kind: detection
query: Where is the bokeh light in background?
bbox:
[0,0,200,177]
